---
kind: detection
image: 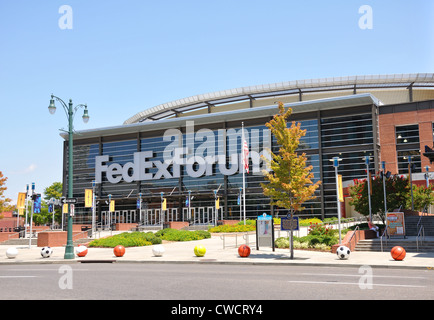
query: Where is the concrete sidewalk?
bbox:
[0,234,433,270]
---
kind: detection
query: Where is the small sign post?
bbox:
[386,212,406,237]
[281,216,299,232]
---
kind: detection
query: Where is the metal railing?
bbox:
[380,226,390,252]
[346,225,360,250]
[220,232,256,249]
[416,226,425,251]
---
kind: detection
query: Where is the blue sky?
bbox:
[0,0,433,204]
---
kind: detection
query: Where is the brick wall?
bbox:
[379,108,434,174]
[331,229,379,253]
[166,221,189,230]
[0,232,19,242]
[114,223,137,231]
[37,231,88,247]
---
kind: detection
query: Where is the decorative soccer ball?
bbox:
[194,245,206,257]
[41,246,53,258]
[6,247,18,259]
[152,245,165,257]
[75,245,88,257]
[336,245,350,260]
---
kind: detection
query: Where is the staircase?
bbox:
[404,216,434,236]
[1,238,37,246]
[354,215,434,252]
[355,237,434,252]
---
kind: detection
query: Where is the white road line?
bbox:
[4,269,89,271]
[0,276,37,278]
[300,273,426,279]
[288,280,425,288]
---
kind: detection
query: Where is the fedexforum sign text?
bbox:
[95,121,271,184]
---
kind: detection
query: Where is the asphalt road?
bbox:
[0,263,432,301]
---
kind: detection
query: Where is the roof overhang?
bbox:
[123,73,433,124]
[63,93,380,141]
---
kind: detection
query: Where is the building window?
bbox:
[396,124,419,145]
[397,150,421,174]
[395,124,421,174]
[321,114,373,149]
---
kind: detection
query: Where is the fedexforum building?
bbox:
[62,73,434,227]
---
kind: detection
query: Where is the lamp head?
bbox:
[82,105,90,123]
[48,97,56,115]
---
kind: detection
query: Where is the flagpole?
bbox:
[242,122,246,225]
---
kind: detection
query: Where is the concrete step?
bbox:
[355,238,434,252]
[1,238,38,246]
[404,216,434,236]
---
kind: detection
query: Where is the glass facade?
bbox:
[320,113,375,217]
[64,102,379,225]
[395,124,421,174]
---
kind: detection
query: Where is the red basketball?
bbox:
[114,245,126,257]
[238,244,251,258]
[391,246,406,261]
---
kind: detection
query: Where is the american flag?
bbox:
[243,139,249,174]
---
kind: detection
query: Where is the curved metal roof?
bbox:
[123,73,434,125]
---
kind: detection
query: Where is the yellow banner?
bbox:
[216,197,220,210]
[63,203,68,214]
[109,200,115,212]
[162,198,167,211]
[85,189,93,208]
[17,192,26,209]
[338,174,344,202]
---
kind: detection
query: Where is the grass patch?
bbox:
[88,232,162,248]
[88,229,211,248]
[208,224,256,233]
[155,228,211,241]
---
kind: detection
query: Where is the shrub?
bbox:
[89,231,161,248]
[236,219,256,226]
[275,233,337,251]
[155,228,211,241]
[299,218,322,226]
[209,224,255,233]
[88,229,212,247]
[307,223,334,236]
[275,237,290,248]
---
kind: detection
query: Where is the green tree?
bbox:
[409,184,434,212]
[44,182,63,201]
[349,174,409,224]
[43,182,63,226]
[261,102,321,259]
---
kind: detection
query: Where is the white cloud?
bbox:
[11,164,37,175]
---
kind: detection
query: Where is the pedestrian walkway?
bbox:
[0,234,433,270]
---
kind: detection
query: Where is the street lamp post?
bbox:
[408,156,414,211]
[382,161,387,215]
[48,94,89,259]
[425,166,431,214]
[364,156,373,221]
[330,157,342,244]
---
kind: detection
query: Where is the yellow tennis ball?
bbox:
[194,245,206,257]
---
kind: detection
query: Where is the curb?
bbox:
[0,257,431,270]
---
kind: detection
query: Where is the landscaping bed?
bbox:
[88,229,211,248]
